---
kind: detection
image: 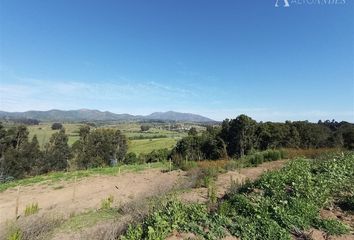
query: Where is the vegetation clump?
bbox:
[121,152,354,239]
[24,202,39,216]
[51,122,63,130]
[100,195,114,210]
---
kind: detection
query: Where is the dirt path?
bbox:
[0,169,186,226]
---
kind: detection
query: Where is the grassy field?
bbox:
[28,123,82,147]
[128,138,179,154]
[103,122,188,139]
[26,122,185,154]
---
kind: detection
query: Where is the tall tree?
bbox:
[44,129,70,172]
[227,115,257,157]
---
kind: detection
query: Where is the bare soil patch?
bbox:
[0,169,186,226]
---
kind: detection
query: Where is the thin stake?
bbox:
[118,167,121,174]
[72,176,77,202]
[169,158,172,172]
[15,186,20,220]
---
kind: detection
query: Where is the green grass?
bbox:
[0,162,169,192]
[28,123,82,147]
[128,138,178,155]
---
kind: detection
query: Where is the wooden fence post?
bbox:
[15,186,20,220]
[72,176,77,202]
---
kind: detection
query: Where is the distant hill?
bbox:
[146,111,214,122]
[0,109,215,123]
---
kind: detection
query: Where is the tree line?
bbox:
[0,123,128,179]
[0,115,353,180]
[171,115,354,163]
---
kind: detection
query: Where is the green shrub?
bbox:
[250,153,264,165]
[125,152,139,164]
[263,150,281,161]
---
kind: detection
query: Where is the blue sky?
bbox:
[0,0,353,122]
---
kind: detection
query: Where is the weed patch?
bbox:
[24,203,39,216]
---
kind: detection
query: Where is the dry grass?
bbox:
[196,159,230,170]
[2,213,65,240]
[282,148,342,159]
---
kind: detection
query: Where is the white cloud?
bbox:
[0,76,198,112]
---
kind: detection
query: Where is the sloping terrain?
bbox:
[0,160,286,240]
[0,169,185,226]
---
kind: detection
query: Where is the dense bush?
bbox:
[246,149,283,166]
[172,133,227,163]
[0,125,44,178]
[51,122,63,130]
[140,125,150,132]
[142,148,170,163]
[71,127,128,169]
[124,152,139,164]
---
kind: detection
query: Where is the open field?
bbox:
[24,122,187,154]
[28,123,82,147]
[128,138,179,154]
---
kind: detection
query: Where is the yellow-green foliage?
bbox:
[100,195,114,210]
[207,180,217,204]
[24,202,39,216]
[7,228,22,240]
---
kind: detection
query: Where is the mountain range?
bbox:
[0,109,215,123]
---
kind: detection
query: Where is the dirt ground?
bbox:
[0,169,186,226]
